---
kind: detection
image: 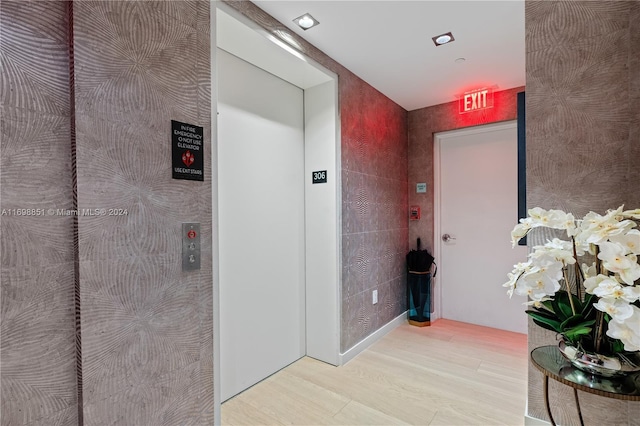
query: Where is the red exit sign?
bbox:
[459,88,494,114]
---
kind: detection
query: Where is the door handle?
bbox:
[442,233,456,242]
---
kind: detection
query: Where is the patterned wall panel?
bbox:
[407,87,523,255]
[340,75,409,351]
[526,1,640,424]
[0,2,78,425]
[222,0,409,353]
[72,1,213,425]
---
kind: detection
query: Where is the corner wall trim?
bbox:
[339,312,407,365]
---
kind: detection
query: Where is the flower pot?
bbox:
[558,338,640,378]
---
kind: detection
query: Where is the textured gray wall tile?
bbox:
[73,2,199,120]
[376,280,392,325]
[1,216,75,268]
[526,1,640,421]
[1,264,77,425]
[0,1,78,425]
[0,1,70,116]
[83,361,200,426]
[525,1,630,54]
[1,108,73,209]
[341,292,363,350]
[342,264,358,299]
[73,1,213,424]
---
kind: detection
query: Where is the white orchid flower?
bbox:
[515,270,561,299]
[598,241,640,285]
[594,298,635,322]
[606,205,626,219]
[531,239,576,266]
[610,229,640,255]
[580,210,609,231]
[592,276,625,298]
[582,262,597,279]
[622,208,640,220]
[527,207,552,226]
[582,220,636,244]
[619,263,640,285]
[583,274,609,294]
[503,272,518,297]
[606,306,640,351]
[540,238,571,251]
[527,258,564,283]
[571,238,589,256]
[503,262,532,297]
[523,295,553,308]
[525,208,578,236]
[591,278,639,302]
[561,213,578,236]
[511,222,531,247]
[578,206,636,244]
[599,282,640,303]
[622,286,640,303]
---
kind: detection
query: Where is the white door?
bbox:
[436,121,528,334]
[218,49,306,401]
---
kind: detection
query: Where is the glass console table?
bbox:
[530,346,640,426]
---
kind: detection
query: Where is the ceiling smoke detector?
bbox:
[294,13,319,30]
[432,32,455,46]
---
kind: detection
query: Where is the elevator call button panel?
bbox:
[182,222,201,271]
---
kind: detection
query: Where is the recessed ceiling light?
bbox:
[293,13,319,31]
[455,57,466,63]
[432,32,455,46]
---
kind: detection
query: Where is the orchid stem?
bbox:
[562,265,577,316]
[593,246,605,352]
[571,237,583,301]
[594,311,604,353]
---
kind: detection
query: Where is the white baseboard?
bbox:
[525,414,550,425]
[339,312,407,365]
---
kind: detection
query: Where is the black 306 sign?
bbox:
[312,170,327,184]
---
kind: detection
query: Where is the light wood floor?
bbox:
[221,319,528,425]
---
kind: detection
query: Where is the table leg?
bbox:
[573,388,584,426]
[543,375,556,426]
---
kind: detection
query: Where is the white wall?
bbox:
[304,80,340,365]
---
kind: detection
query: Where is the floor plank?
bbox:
[222,319,528,425]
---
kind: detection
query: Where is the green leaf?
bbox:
[559,314,584,331]
[552,291,575,320]
[526,307,559,321]
[581,293,596,319]
[532,318,561,333]
[527,311,562,333]
[571,292,583,311]
[564,326,593,341]
[612,339,625,353]
[541,300,555,312]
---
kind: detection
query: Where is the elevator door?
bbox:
[218,49,305,401]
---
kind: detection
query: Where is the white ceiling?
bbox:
[252,1,526,111]
[217,8,333,89]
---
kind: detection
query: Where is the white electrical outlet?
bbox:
[372,290,378,304]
